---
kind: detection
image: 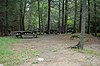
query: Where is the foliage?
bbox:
[0,0,100,34]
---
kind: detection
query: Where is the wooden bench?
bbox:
[15,31,37,38]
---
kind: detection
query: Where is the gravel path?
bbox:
[15,34,100,66]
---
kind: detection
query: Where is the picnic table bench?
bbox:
[15,31,37,38]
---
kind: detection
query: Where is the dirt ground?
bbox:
[12,34,100,66]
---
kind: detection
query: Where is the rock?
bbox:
[0,64,4,66]
[37,58,44,62]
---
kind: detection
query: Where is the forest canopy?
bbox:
[0,0,100,35]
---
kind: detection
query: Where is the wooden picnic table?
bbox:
[15,31,37,38]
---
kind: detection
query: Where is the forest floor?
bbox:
[1,34,100,66]
[11,34,100,66]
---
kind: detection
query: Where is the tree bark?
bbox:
[79,0,86,49]
[47,0,51,34]
[94,0,97,36]
[65,0,68,33]
[38,0,41,34]
[22,0,27,31]
[73,0,77,33]
[58,0,61,34]
[5,0,8,35]
[87,0,90,34]
[19,0,26,31]
[20,1,23,31]
[0,0,3,35]
[62,0,65,33]
[79,0,82,33]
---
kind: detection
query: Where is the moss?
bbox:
[70,34,80,39]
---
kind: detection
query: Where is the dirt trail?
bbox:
[14,34,100,66]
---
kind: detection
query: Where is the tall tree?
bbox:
[58,0,61,33]
[79,0,86,49]
[5,0,8,35]
[87,0,90,34]
[62,0,65,33]
[94,0,97,36]
[38,0,41,33]
[19,0,26,31]
[22,0,27,30]
[79,0,82,32]
[0,0,3,35]
[73,0,77,33]
[64,0,68,33]
[19,0,23,31]
[47,0,51,34]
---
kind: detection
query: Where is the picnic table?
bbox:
[15,31,37,38]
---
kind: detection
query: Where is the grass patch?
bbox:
[0,37,19,65]
[0,37,40,66]
[0,50,14,56]
[0,37,19,55]
[32,61,38,64]
[0,49,40,66]
[73,48,100,56]
[0,37,19,45]
[0,37,20,51]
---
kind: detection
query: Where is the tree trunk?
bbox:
[62,0,65,33]
[5,0,8,35]
[79,0,82,33]
[0,19,3,35]
[65,0,68,33]
[0,0,3,35]
[19,0,26,31]
[79,0,86,49]
[87,0,90,34]
[73,0,77,33]
[58,0,61,34]
[20,1,23,31]
[94,0,97,36]
[40,5,43,33]
[0,19,1,35]
[38,0,41,34]
[22,0,27,31]
[47,0,51,34]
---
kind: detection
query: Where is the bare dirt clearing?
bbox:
[12,34,100,66]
